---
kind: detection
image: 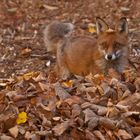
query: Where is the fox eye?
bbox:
[100,42,108,49]
[114,42,124,48]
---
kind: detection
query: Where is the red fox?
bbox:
[44,17,129,79]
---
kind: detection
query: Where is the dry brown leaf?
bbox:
[118,93,140,106]
[18,126,26,135]
[25,131,32,139]
[70,128,85,140]
[75,117,84,127]
[85,129,98,140]
[132,127,140,135]
[83,108,97,123]
[125,82,136,93]
[52,120,73,136]
[99,117,116,130]
[122,111,140,118]
[0,135,14,140]
[64,96,84,105]
[0,91,5,101]
[38,103,51,111]
[28,134,40,140]
[38,113,51,126]
[81,102,92,109]
[117,129,132,139]
[9,125,19,138]
[115,104,129,112]
[105,88,118,100]
[72,104,81,118]
[77,83,97,93]
[0,78,15,88]
[21,48,32,55]
[90,104,108,116]
[97,85,104,95]
[88,117,99,130]
[86,74,104,85]
[104,128,115,140]
[93,130,106,140]
[43,4,58,10]
[32,72,46,82]
[134,78,140,92]
[134,135,140,140]
[38,82,49,91]
[52,117,61,121]
[54,82,71,100]
[35,130,52,136]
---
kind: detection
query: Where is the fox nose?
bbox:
[107,54,112,60]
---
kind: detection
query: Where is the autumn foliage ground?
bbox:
[0,0,140,140]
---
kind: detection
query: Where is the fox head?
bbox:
[96,17,129,61]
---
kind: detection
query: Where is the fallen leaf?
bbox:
[88,23,96,33]
[62,80,74,88]
[16,112,27,124]
[85,129,98,140]
[99,117,116,130]
[93,130,105,140]
[83,108,97,123]
[52,120,73,136]
[38,82,49,91]
[25,131,32,139]
[9,125,19,138]
[88,117,99,130]
[17,71,37,81]
[118,93,140,106]
[72,104,81,118]
[0,135,14,140]
[134,78,140,92]
[21,48,32,55]
[90,104,108,116]
[117,129,132,139]
[35,130,52,136]
[81,102,92,109]
[52,117,61,121]
[132,127,140,135]
[134,135,140,140]
[64,96,84,105]
[54,82,71,100]
[43,4,58,10]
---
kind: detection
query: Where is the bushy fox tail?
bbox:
[43,21,74,53]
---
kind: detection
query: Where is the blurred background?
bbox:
[0,0,139,78]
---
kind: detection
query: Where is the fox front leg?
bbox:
[56,48,70,80]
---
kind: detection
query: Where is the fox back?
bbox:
[56,17,129,79]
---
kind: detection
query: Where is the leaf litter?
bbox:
[0,0,140,139]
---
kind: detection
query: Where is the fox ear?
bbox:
[116,17,128,35]
[96,17,109,34]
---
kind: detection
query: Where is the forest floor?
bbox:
[0,0,140,140]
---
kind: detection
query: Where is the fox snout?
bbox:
[105,50,122,60]
[105,53,116,60]
[105,49,122,61]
